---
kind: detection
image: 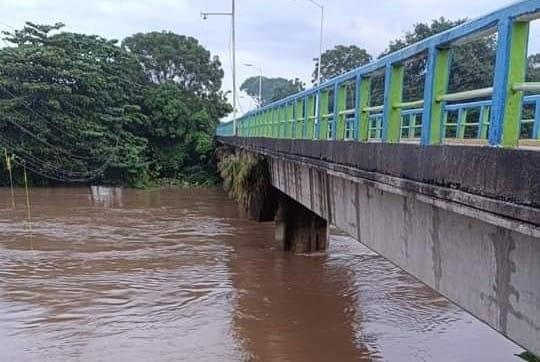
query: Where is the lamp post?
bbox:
[303,0,324,138]
[202,0,237,135]
[244,63,263,107]
[306,0,324,85]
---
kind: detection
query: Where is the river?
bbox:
[0,187,526,361]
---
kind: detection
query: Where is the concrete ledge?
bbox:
[217,137,540,227]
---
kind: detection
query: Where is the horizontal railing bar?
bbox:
[364,105,384,112]
[437,87,493,102]
[444,99,492,111]
[394,100,425,109]
[513,82,540,92]
[401,108,424,116]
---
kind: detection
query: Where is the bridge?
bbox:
[216,0,540,356]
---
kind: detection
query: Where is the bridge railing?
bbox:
[216,0,540,149]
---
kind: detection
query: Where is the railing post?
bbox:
[302,96,309,139]
[357,76,371,142]
[296,99,304,139]
[489,18,530,148]
[382,63,404,143]
[534,99,540,139]
[319,90,330,140]
[306,95,315,140]
[335,83,347,140]
[422,46,450,145]
[288,102,295,139]
[315,89,322,139]
[264,111,269,137]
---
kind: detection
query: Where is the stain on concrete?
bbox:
[431,206,443,291]
[355,182,362,243]
[490,228,519,334]
[402,194,412,260]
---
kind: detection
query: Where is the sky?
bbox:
[0,0,538,118]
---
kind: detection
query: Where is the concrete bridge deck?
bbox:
[218,136,540,355]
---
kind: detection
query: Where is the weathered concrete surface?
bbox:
[218,137,540,225]
[218,137,540,355]
[274,192,328,253]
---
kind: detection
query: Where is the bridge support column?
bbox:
[274,193,328,253]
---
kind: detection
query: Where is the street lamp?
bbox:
[201,0,237,135]
[244,63,263,107]
[306,0,324,85]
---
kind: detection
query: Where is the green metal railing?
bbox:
[216,0,540,149]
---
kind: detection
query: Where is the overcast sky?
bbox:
[0,0,538,117]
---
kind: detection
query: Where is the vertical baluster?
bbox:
[335,83,347,140]
[478,106,490,139]
[442,110,449,139]
[534,99,540,139]
[297,98,304,139]
[489,18,530,148]
[319,90,329,140]
[302,96,309,139]
[409,114,417,139]
[457,109,467,139]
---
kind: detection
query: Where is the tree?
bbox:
[142,83,220,183]
[122,32,224,95]
[0,22,149,186]
[241,77,305,106]
[380,18,496,101]
[527,53,540,82]
[0,23,231,187]
[313,45,372,84]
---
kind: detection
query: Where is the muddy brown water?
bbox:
[0,187,525,361]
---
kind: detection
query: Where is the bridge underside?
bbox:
[218,137,540,355]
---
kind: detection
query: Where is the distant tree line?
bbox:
[0,23,231,187]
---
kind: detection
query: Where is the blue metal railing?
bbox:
[217,0,540,148]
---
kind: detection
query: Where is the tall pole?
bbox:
[232,0,237,135]
[244,63,263,108]
[306,0,324,85]
[201,1,237,135]
[317,4,324,85]
[258,67,262,107]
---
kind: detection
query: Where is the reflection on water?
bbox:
[0,187,524,361]
[89,186,124,208]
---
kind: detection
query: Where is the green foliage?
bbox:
[380,18,497,101]
[517,352,540,362]
[313,45,372,84]
[0,22,230,187]
[122,31,224,95]
[527,54,540,82]
[241,77,305,107]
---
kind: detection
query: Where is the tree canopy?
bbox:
[122,32,224,95]
[313,45,372,84]
[241,77,305,107]
[0,23,230,187]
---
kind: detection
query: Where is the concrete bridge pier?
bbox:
[274,193,328,253]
